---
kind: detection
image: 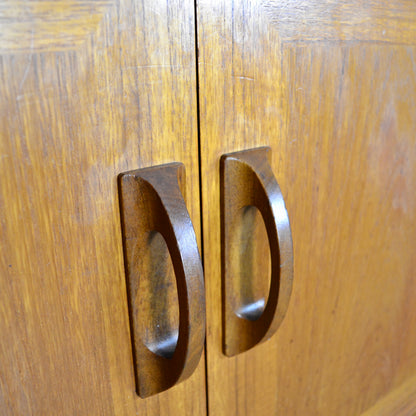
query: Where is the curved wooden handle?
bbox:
[221,147,293,356]
[118,163,205,397]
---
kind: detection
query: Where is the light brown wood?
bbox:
[197,0,416,414]
[118,163,205,397]
[361,375,416,416]
[0,1,113,54]
[221,147,293,356]
[0,1,206,415]
[262,0,416,43]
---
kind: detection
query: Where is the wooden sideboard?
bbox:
[1,1,416,415]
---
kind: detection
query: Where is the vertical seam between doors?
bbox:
[193,1,210,415]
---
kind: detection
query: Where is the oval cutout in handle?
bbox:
[221,147,293,356]
[232,205,271,322]
[118,163,205,397]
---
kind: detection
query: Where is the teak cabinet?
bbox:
[1,1,416,415]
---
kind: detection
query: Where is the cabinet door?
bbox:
[197,1,416,415]
[0,1,206,415]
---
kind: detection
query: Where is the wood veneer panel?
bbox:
[196,1,416,414]
[0,1,205,415]
[361,375,416,416]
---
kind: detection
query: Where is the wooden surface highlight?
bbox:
[262,0,416,44]
[361,375,416,416]
[0,1,113,53]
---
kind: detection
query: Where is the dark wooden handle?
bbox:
[221,147,293,356]
[118,163,205,398]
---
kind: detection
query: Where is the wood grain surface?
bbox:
[262,0,416,44]
[362,375,416,416]
[196,0,416,414]
[0,0,205,415]
[0,1,113,54]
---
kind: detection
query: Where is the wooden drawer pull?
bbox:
[118,163,205,397]
[221,147,293,356]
